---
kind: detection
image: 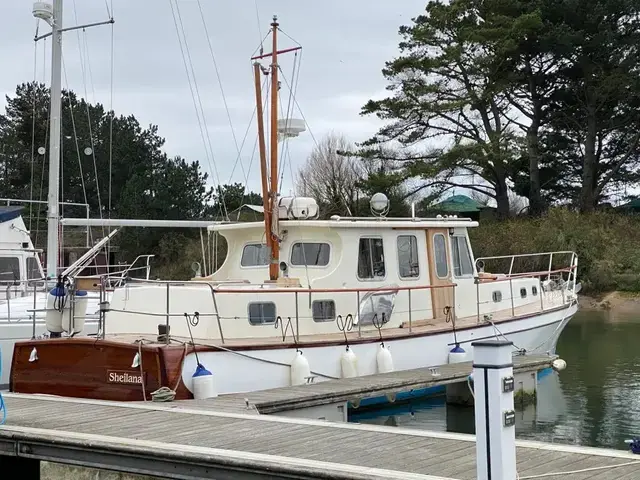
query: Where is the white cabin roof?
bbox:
[208,217,478,232]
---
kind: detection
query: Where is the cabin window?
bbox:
[241,244,269,267]
[248,302,276,325]
[26,257,41,281]
[290,242,330,266]
[532,286,538,296]
[520,287,527,298]
[452,235,473,277]
[312,300,336,322]
[357,237,385,280]
[0,257,19,282]
[433,233,448,278]
[397,235,419,279]
[492,291,502,302]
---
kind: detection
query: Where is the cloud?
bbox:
[0,0,427,195]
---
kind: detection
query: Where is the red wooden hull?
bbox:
[10,338,194,401]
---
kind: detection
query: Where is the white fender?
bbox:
[290,350,311,386]
[340,347,358,378]
[376,344,394,373]
[448,344,468,364]
[192,363,217,399]
[552,358,567,372]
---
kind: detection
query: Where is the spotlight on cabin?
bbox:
[191,262,202,278]
[370,192,390,217]
[279,261,289,277]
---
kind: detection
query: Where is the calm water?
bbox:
[352,310,640,450]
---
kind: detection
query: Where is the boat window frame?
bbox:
[0,256,20,283]
[397,234,420,280]
[240,243,270,268]
[26,256,42,281]
[433,233,449,279]
[451,235,474,278]
[492,290,502,303]
[247,301,277,325]
[311,299,336,322]
[290,241,331,267]
[356,236,386,281]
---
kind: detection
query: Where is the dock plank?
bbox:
[1,393,639,479]
[0,349,637,480]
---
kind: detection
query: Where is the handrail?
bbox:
[477,266,576,281]
[124,277,456,294]
[475,251,576,262]
[98,276,459,344]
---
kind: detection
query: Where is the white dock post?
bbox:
[472,340,517,480]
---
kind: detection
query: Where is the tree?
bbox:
[544,0,640,212]
[360,0,520,218]
[212,183,263,218]
[474,0,640,212]
[296,132,364,217]
[0,82,215,267]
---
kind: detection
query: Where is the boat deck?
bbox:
[0,392,637,479]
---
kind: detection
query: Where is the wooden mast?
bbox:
[268,16,280,281]
[253,62,272,256]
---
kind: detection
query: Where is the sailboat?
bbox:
[8,6,580,401]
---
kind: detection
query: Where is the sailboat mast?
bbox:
[46,0,63,279]
[253,62,272,254]
[269,16,280,281]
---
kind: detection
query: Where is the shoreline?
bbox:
[579,291,640,313]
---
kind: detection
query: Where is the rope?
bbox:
[142,336,341,381]
[484,297,575,355]
[134,340,189,403]
[516,460,640,479]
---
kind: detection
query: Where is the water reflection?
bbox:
[351,310,640,450]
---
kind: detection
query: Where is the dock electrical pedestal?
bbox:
[472,340,517,480]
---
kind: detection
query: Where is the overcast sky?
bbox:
[0,0,427,195]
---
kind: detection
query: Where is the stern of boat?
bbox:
[9,337,192,401]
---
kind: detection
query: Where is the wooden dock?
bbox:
[0,392,639,479]
[180,353,557,416]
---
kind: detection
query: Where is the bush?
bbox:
[469,208,640,294]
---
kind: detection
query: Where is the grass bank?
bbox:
[469,208,640,295]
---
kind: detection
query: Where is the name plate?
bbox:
[107,370,145,385]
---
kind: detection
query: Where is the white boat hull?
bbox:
[180,303,577,395]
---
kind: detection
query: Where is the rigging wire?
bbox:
[60,54,91,225]
[227,74,270,214]
[168,0,228,219]
[278,64,320,150]
[277,52,301,194]
[195,0,247,184]
[254,0,263,55]
[69,0,106,242]
[29,27,39,232]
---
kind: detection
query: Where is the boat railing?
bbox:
[74,254,154,289]
[100,278,458,345]
[474,251,579,321]
[1,277,48,337]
